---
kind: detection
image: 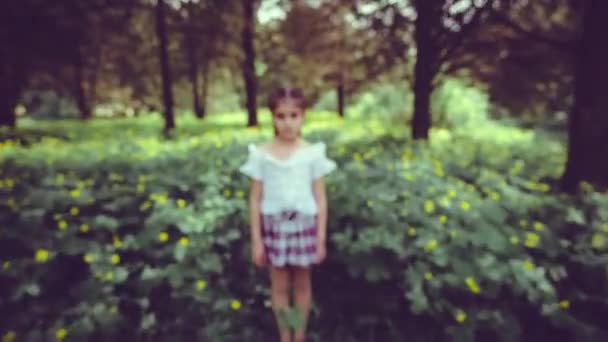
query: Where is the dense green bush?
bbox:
[0,113,607,341]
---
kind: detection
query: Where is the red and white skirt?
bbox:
[261,210,318,267]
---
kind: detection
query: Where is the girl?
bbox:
[239,87,336,342]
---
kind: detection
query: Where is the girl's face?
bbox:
[272,100,304,141]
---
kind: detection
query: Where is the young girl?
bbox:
[239,87,336,342]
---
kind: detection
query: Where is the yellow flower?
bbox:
[3,331,16,342]
[591,233,605,249]
[439,215,447,224]
[353,152,361,161]
[236,190,245,199]
[231,299,242,310]
[490,191,501,201]
[447,189,456,198]
[83,253,96,263]
[105,271,114,281]
[177,199,186,208]
[465,277,480,294]
[179,237,189,246]
[424,272,433,280]
[424,239,438,252]
[424,200,435,214]
[139,201,152,211]
[113,236,122,248]
[533,221,545,231]
[35,249,49,263]
[70,207,79,216]
[523,259,534,271]
[70,189,80,198]
[455,310,467,323]
[56,328,68,341]
[367,200,374,208]
[460,201,471,211]
[519,219,528,228]
[524,232,540,248]
[196,280,207,290]
[559,300,570,309]
[80,224,89,233]
[58,220,68,230]
[2,261,10,270]
[433,161,444,177]
[54,213,62,220]
[158,232,169,242]
[510,236,519,245]
[407,227,417,237]
[110,254,120,264]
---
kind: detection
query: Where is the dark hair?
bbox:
[267,87,307,112]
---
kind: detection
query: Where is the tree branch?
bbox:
[492,11,575,52]
[438,3,493,68]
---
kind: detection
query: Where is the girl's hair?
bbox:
[267,87,307,112]
[267,87,306,137]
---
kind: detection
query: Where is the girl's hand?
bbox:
[316,240,327,264]
[252,238,267,267]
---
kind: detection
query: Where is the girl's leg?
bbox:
[292,266,312,342]
[270,266,292,342]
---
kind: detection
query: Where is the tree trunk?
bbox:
[241,0,257,127]
[336,81,345,117]
[186,1,204,119]
[156,0,175,132]
[0,53,24,128]
[561,0,608,192]
[74,48,92,120]
[200,58,210,118]
[412,0,440,140]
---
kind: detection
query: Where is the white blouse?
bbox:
[239,141,337,215]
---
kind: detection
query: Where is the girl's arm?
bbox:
[312,177,328,244]
[249,179,263,243]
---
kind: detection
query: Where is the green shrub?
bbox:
[0,113,606,341]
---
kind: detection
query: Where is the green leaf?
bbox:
[114,267,129,283]
[566,208,586,225]
[141,313,156,331]
[174,244,188,262]
[93,214,120,231]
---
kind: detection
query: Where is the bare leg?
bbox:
[270,266,292,342]
[293,267,312,342]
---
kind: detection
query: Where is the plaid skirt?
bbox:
[261,210,318,267]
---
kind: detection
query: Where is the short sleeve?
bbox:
[311,142,336,179]
[239,144,263,180]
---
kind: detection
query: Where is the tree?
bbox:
[156,0,175,132]
[412,0,496,139]
[561,0,608,192]
[0,1,83,127]
[354,0,496,139]
[174,0,237,119]
[465,0,580,122]
[241,0,258,127]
